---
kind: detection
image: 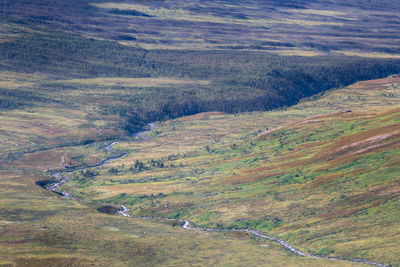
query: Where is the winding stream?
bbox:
[39,124,389,267]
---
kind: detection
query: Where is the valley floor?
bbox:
[0,76,399,266]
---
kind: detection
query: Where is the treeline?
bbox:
[1,24,400,132]
[0,88,51,110]
[109,59,400,132]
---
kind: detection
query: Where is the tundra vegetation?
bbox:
[0,0,399,266]
[60,76,400,266]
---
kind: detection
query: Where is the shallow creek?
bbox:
[38,124,389,267]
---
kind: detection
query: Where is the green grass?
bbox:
[2,156,361,266]
[63,77,400,266]
[1,1,400,265]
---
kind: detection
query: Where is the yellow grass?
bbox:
[281,19,344,26]
[270,49,326,57]
[0,72,47,89]
[290,9,348,17]
[93,3,237,24]
[93,182,188,199]
[336,51,400,59]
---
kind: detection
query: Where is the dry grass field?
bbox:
[46,76,400,266]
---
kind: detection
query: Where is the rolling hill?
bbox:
[0,0,399,266]
[53,75,400,266]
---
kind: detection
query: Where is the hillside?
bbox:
[70,76,399,265]
[2,76,395,266]
[1,0,400,135]
[0,0,400,266]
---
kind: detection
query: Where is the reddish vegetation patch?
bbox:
[384,158,400,168]
[320,183,400,219]
[315,143,397,172]
[313,122,400,162]
[241,164,280,174]
[32,122,69,136]
[309,168,369,188]
[354,76,400,86]
[347,77,400,91]
[242,157,313,175]
[256,126,283,140]
[18,150,66,170]
[276,158,313,169]
[321,193,400,219]
[309,173,342,188]
[319,205,366,219]
[220,172,283,185]
[279,147,319,161]
[219,153,258,164]
[348,168,370,176]
[355,140,400,155]
[336,130,400,153]
[355,110,400,134]
[348,183,400,203]
[300,110,352,121]
[229,231,251,239]
[297,119,323,124]
[294,141,325,151]
[335,111,377,120]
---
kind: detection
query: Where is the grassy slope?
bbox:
[0,77,398,266]
[0,132,354,266]
[0,0,399,266]
[2,78,398,267]
[0,104,348,266]
[67,76,400,266]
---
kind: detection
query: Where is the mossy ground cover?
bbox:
[61,76,400,266]
[2,77,397,266]
[3,72,394,267]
